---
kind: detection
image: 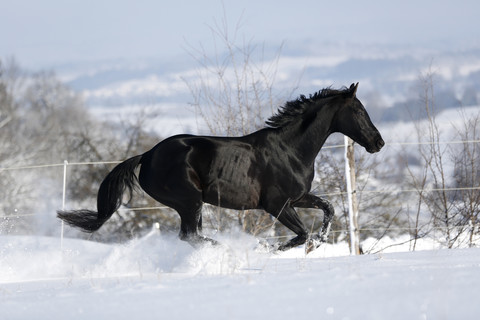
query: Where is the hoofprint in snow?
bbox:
[1,232,480,320]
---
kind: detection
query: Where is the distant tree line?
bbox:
[375,85,478,123]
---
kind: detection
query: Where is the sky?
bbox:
[1,0,479,68]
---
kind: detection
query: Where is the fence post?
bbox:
[344,136,360,255]
[61,160,68,250]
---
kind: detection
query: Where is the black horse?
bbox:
[58,83,384,252]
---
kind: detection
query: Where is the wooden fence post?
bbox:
[61,160,68,250]
[344,136,360,255]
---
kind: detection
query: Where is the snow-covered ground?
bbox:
[1,231,479,320]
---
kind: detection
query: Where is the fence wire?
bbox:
[1,138,480,242]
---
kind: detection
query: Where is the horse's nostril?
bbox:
[377,138,385,149]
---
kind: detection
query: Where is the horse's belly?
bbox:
[203,179,261,210]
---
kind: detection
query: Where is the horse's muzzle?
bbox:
[363,132,385,153]
[368,136,385,153]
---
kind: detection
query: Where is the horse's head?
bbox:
[332,83,384,153]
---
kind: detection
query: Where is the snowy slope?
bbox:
[1,232,480,320]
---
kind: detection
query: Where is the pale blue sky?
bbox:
[1,0,479,68]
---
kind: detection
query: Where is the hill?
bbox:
[50,43,480,138]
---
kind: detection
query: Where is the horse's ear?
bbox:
[348,82,359,98]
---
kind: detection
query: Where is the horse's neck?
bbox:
[281,104,335,166]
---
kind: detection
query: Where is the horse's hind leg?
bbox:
[138,147,219,248]
[139,169,217,248]
[178,205,218,248]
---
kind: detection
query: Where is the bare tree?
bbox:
[183,13,300,238]
[0,58,37,233]
[403,66,478,248]
[184,11,298,137]
[0,59,171,238]
[451,109,480,246]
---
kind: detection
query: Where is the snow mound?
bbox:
[0,231,281,283]
[0,230,448,284]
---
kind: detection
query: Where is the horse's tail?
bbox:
[57,155,143,232]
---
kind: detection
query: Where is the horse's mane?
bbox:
[266,86,349,128]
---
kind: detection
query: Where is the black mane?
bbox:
[266,87,349,128]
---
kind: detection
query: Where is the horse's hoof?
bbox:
[305,239,318,254]
[305,235,324,254]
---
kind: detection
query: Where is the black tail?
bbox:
[57,155,143,232]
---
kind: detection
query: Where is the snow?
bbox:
[1,231,480,320]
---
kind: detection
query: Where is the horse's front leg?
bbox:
[294,193,335,252]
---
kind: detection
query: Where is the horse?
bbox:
[58,83,384,252]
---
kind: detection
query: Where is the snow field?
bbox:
[1,231,480,320]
